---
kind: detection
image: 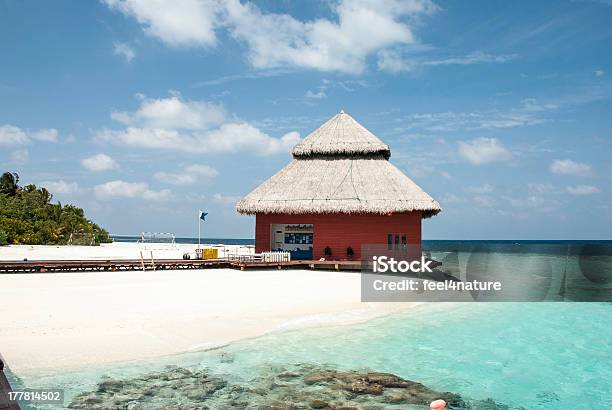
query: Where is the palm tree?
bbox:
[39,187,53,204]
[0,172,19,196]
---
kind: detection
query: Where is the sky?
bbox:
[0,0,611,239]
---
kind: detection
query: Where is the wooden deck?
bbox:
[231,259,362,271]
[0,258,362,274]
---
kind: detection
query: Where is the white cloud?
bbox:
[98,127,183,149]
[505,194,559,212]
[399,107,548,133]
[305,89,327,99]
[31,128,59,142]
[525,195,545,206]
[39,180,79,195]
[153,172,198,185]
[225,0,436,74]
[566,185,601,195]
[303,79,368,100]
[154,164,218,185]
[595,69,605,77]
[81,153,119,172]
[528,183,556,194]
[440,193,464,204]
[465,184,494,194]
[406,162,434,177]
[194,69,292,86]
[212,193,241,205]
[98,125,300,156]
[10,149,29,164]
[113,41,135,62]
[458,138,512,165]
[184,164,218,176]
[474,195,495,207]
[103,0,220,48]
[111,94,226,130]
[377,49,414,72]
[0,124,59,146]
[103,0,437,73]
[94,180,171,200]
[0,125,29,146]
[520,98,557,112]
[207,125,301,155]
[378,50,515,73]
[549,159,593,177]
[99,94,301,156]
[423,51,516,66]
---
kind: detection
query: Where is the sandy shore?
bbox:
[0,242,253,261]
[0,268,413,376]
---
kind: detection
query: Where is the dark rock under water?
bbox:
[68,364,515,409]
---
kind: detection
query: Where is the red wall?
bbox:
[255,212,422,260]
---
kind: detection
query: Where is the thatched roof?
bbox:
[292,110,391,159]
[236,111,441,218]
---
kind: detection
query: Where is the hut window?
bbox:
[387,234,393,250]
[394,234,400,250]
[401,235,407,251]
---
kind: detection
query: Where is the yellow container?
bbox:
[202,248,219,259]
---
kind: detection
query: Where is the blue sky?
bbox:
[0,0,610,239]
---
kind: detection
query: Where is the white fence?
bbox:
[260,251,291,262]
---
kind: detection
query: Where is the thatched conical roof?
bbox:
[236,111,441,218]
[292,110,391,159]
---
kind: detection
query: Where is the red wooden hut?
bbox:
[236,110,441,260]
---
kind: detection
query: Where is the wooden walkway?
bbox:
[230,259,362,271]
[0,258,362,274]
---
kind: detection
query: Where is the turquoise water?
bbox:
[18,302,612,409]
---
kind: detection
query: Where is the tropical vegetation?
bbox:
[0,172,111,245]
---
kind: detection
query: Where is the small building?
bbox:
[236,110,441,260]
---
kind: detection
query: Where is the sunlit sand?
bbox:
[0,256,412,375]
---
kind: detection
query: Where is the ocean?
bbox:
[7,240,612,409]
[112,236,611,254]
[112,235,255,246]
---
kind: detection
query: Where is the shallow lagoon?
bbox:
[16,302,612,409]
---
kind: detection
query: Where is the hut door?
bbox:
[272,226,284,251]
[270,224,313,259]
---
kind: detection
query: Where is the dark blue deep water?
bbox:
[112,236,611,257]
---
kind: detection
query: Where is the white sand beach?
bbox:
[0,249,413,375]
[0,242,252,261]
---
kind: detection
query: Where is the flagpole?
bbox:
[198,210,201,250]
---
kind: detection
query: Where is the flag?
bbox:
[199,211,208,221]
